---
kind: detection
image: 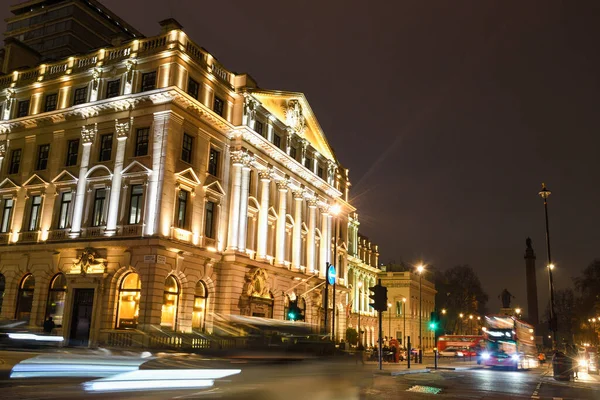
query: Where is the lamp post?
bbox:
[459,313,464,335]
[357,281,362,348]
[330,204,341,342]
[477,316,481,334]
[441,309,447,334]
[515,308,521,319]
[388,302,393,339]
[403,298,407,347]
[417,264,424,362]
[539,183,557,346]
[469,315,473,335]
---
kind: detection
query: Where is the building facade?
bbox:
[379,270,436,350]
[0,13,383,347]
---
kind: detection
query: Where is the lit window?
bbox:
[192,281,208,331]
[45,274,66,327]
[65,139,79,166]
[28,195,42,231]
[116,272,141,329]
[161,276,180,329]
[140,71,157,92]
[57,191,72,229]
[134,128,149,157]
[213,96,224,116]
[208,148,219,176]
[44,93,58,112]
[106,79,121,98]
[99,133,113,162]
[181,133,193,163]
[1,198,14,233]
[15,274,35,321]
[36,144,50,170]
[91,188,106,227]
[176,190,189,229]
[187,78,199,99]
[128,185,143,225]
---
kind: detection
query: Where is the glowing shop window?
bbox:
[46,273,66,326]
[192,281,207,330]
[160,276,179,329]
[116,272,141,329]
[16,274,35,321]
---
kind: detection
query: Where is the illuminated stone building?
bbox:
[0,8,382,347]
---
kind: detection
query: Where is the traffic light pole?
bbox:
[378,310,383,371]
[324,262,329,337]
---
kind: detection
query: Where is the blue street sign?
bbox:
[327,264,336,285]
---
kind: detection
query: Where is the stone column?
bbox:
[275,180,288,265]
[291,190,303,269]
[306,199,317,273]
[226,152,244,251]
[70,124,96,238]
[256,170,271,260]
[319,206,329,278]
[0,140,6,173]
[105,118,131,235]
[236,157,252,251]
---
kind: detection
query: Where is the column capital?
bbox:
[319,204,330,214]
[0,140,6,159]
[115,117,133,140]
[81,123,97,145]
[276,180,289,191]
[307,199,318,208]
[292,190,304,200]
[258,169,272,182]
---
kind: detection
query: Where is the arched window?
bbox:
[116,272,141,329]
[192,281,208,331]
[0,273,5,314]
[160,276,179,329]
[45,274,66,326]
[16,274,35,321]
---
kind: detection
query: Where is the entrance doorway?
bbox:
[69,289,94,346]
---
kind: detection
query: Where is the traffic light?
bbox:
[288,300,304,321]
[368,284,388,312]
[429,311,439,331]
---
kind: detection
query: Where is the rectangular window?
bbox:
[28,195,42,231]
[36,144,50,170]
[140,71,157,92]
[254,121,264,136]
[57,191,72,229]
[304,157,312,170]
[213,96,224,116]
[73,87,88,105]
[65,139,79,166]
[9,149,21,174]
[204,201,215,239]
[208,148,219,176]
[17,100,30,118]
[106,79,121,98]
[290,147,297,160]
[176,190,189,228]
[92,188,106,227]
[317,166,324,179]
[181,133,193,163]
[134,128,149,157]
[273,134,281,149]
[187,78,199,99]
[0,198,14,233]
[99,134,113,162]
[128,185,144,225]
[44,93,58,112]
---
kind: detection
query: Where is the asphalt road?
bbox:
[0,350,599,399]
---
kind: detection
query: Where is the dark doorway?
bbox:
[69,289,94,346]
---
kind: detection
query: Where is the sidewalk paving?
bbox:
[364,358,481,375]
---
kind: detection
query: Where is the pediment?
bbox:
[22,174,48,188]
[86,165,112,180]
[268,206,278,219]
[0,177,20,191]
[175,167,201,187]
[121,160,152,177]
[249,90,336,162]
[52,170,78,185]
[203,175,225,196]
[301,222,308,234]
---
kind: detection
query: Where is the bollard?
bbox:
[407,336,411,369]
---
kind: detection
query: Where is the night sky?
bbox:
[2,1,599,313]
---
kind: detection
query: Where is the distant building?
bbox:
[379,267,436,350]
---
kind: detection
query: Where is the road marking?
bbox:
[531,380,542,398]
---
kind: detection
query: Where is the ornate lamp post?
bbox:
[357,281,362,348]
[387,302,393,339]
[403,298,407,347]
[539,183,557,346]
[469,315,473,335]
[459,313,464,335]
[417,264,424,362]
[330,204,341,342]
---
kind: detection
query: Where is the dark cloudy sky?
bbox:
[2,1,599,314]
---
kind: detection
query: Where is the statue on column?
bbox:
[499,289,514,309]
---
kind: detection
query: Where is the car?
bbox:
[439,348,459,357]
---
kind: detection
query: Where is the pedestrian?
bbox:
[569,345,579,380]
[43,316,56,334]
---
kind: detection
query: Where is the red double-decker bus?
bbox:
[436,335,485,357]
[482,315,537,370]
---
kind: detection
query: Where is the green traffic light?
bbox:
[288,312,296,320]
[429,322,437,330]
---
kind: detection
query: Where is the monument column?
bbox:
[524,237,539,326]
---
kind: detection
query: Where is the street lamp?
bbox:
[329,204,341,342]
[539,183,557,346]
[388,302,393,339]
[459,313,464,335]
[417,264,424,361]
[469,315,473,335]
[357,281,362,348]
[402,298,406,347]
